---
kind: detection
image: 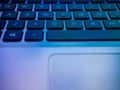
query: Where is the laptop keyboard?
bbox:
[0,0,120,42]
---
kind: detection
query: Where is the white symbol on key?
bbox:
[9,33,16,37]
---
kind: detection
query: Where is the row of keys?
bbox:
[1,0,120,3]
[1,30,120,42]
[1,20,120,30]
[0,4,120,11]
[1,11,120,20]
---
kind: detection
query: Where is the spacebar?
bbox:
[46,30,120,41]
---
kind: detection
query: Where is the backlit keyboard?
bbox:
[0,0,120,43]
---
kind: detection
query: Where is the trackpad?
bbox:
[49,54,120,90]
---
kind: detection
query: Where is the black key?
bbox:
[91,11,107,20]
[38,12,53,20]
[18,4,33,11]
[56,12,71,20]
[1,12,18,20]
[7,20,25,30]
[85,4,100,11]
[35,4,49,11]
[104,20,120,29]
[60,0,73,3]
[91,0,104,3]
[108,11,120,19]
[11,0,25,3]
[106,0,120,3]
[28,0,41,3]
[74,12,89,20]
[47,21,63,30]
[101,4,116,11]
[68,4,82,11]
[75,0,89,3]
[66,20,83,30]
[25,30,43,41]
[20,12,36,20]
[3,31,23,42]
[0,31,2,38]
[85,20,102,30]
[0,0,9,3]
[52,4,66,11]
[46,30,120,41]
[0,4,15,11]
[27,20,44,30]
[44,0,57,3]
[0,20,6,30]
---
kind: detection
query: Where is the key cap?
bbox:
[1,12,18,20]
[108,11,120,19]
[7,20,25,30]
[85,20,102,30]
[52,4,66,11]
[20,12,36,20]
[66,20,83,30]
[0,20,6,30]
[38,12,53,20]
[91,0,104,3]
[28,0,41,3]
[85,4,100,11]
[0,0,9,3]
[3,31,23,42]
[0,4,15,11]
[104,20,120,29]
[68,4,82,11]
[101,4,116,11]
[35,4,49,11]
[17,4,33,11]
[56,12,71,20]
[46,30,120,41]
[91,11,107,20]
[44,0,57,3]
[75,0,89,3]
[47,21,63,30]
[74,12,89,20]
[60,0,73,3]
[27,20,44,30]
[11,0,25,3]
[25,30,43,41]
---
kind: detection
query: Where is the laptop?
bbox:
[0,0,120,90]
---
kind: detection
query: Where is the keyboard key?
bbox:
[108,11,120,19]
[52,4,66,11]
[20,12,36,20]
[91,11,107,20]
[35,4,49,11]
[0,20,6,30]
[44,0,57,3]
[3,31,23,42]
[11,0,25,3]
[56,12,71,20]
[47,21,63,30]
[1,12,18,20]
[46,30,120,41]
[101,4,116,11]
[75,0,89,3]
[28,0,41,3]
[68,4,82,11]
[17,4,33,11]
[7,20,25,30]
[38,12,53,20]
[60,0,73,3]
[27,20,44,30]
[25,30,43,41]
[91,0,104,3]
[74,12,89,20]
[85,4,100,11]
[85,20,102,29]
[0,4,15,11]
[104,20,120,29]
[66,20,83,30]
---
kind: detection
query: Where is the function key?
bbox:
[35,4,49,11]
[52,4,66,11]
[38,12,53,20]
[56,12,71,20]
[44,0,57,3]
[0,4,15,11]
[108,11,120,19]
[101,4,116,11]
[17,4,33,11]
[7,20,25,30]
[27,20,44,30]
[11,0,25,3]
[68,4,82,11]
[0,20,6,30]
[25,30,43,42]
[1,12,18,20]
[20,12,36,20]
[74,12,89,20]
[60,0,73,3]
[27,0,41,3]
[85,4,100,11]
